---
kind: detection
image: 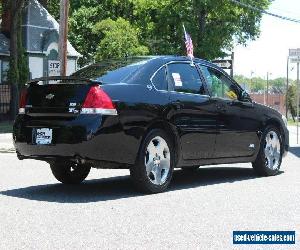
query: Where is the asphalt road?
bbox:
[0,134,299,249]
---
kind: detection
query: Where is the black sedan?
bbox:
[13,56,289,193]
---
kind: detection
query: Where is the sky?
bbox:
[234,0,300,80]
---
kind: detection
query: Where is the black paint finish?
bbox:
[13,56,289,168]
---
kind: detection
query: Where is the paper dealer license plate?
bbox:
[35,128,53,145]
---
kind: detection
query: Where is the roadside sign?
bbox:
[212,59,233,69]
[290,56,300,64]
[48,60,61,76]
[289,48,300,57]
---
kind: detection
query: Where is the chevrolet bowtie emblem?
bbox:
[46,93,55,100]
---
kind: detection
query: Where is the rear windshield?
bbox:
[71,58,151,84]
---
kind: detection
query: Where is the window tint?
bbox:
[71,58,149,84]
[167,63,205,94]
[200,65,239,100]
[152,66,168,90]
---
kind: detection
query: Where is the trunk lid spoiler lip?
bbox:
[26,76,101,85]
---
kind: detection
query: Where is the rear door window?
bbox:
[167,63,205,95]
[151,66,168,90]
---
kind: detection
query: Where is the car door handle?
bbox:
[216,104,226,112]
[229,100,240,106]
[171,101,183,110]
[241,101,254,108]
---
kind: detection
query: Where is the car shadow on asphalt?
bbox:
[0,167,283,203]
[289,146,300,158]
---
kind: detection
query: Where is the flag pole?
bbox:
[182,24,187,37]
[182,24,194,65]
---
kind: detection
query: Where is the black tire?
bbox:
[50,161,91,184]
[181,166,199,171]
[252,126,283,176]
[130,129,175,194]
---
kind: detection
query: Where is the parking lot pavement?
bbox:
[0,145,299,249]
[0,125,299,249]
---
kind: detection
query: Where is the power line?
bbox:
[229,0,300,24]
[271,7,300,18]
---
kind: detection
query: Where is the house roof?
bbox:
[0,33,10,55]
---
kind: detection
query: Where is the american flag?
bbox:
[183,25,194,59]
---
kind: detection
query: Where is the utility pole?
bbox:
[250,71,254,92]
[59,0,69,76]
[230,52,234,78]
[266,72,269,106]
[266,72,272,106]
[286,56,289,118]
[263,76,266,105]
[297,61,299,144]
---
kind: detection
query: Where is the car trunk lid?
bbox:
[23,77,100,116]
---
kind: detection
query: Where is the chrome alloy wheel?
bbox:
[264,131,281,170]
[145,136,171,185]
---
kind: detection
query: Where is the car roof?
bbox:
[130,55,225,73]
[80,55,222,74]
[129,55,213,65]
[72,55,227,85]
[132,55,225,84]
[135,55,228,76]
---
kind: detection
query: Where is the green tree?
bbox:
[68,0,138,65]
[132,0,272,59]
[250,77,266,92]
[234,75,250,87]
[269,77,286,93]
[234,75,266,93]
[93,18,149,60]
[2,0,29,118]
[69,6,105,65]
[287,84,298,121]
[57,0,272,65]
[45,0,60,20]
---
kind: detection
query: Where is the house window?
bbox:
[1,61,9,83]
[29,57,44,79]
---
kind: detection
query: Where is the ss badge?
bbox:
[46,93,55,100]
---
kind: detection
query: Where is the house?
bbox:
[0,0,81,84]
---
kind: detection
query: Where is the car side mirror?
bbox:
[240,91,252,103]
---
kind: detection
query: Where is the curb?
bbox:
[0,148,15,154]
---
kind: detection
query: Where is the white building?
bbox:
[0,0,81,83]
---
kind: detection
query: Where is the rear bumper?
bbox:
[13,114,140,165]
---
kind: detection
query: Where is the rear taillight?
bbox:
[19,88,28,114]
[81,86,117,115]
